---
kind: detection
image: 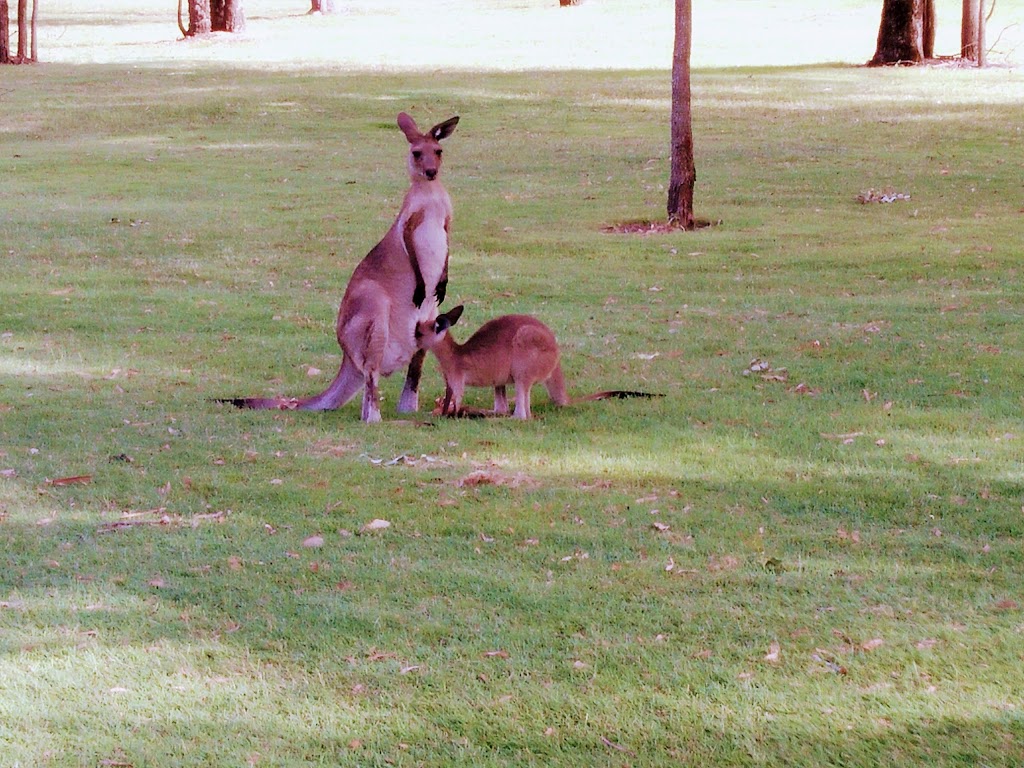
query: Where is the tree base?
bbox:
[602,218,718,235]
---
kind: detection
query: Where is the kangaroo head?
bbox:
[397,112,459,182]
[415,305,464,350]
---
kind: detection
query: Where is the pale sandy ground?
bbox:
[36,0,1024,71]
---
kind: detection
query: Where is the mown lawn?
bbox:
[1,54,1023,766]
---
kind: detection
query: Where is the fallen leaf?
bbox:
[360,519,391,533]
[302,534,325,548]
[764,642,781,663]
[861,638,885,651]
[456,469,537,489]
[47,475,92,486]
[483,650,510,659]
[994,599,1019,612]
[652,521,671,532]
[147,577,166,589]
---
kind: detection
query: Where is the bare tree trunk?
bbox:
[976,0,986,66]
[29,0,36,61]
[869,0,926,65]
[16,0,26,60]
[309,0,337,13]
[961,0,980,59]
[667,0,695,229]
[188,0,212,35]
[922,0,935,58]
[559,0,582,6]
[211,0,245,33]
[0,0,10,63]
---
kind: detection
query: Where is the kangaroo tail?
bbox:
[571,390,663,403]
[220,357,364,412]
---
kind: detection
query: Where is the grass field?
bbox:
[2,1,1024,766]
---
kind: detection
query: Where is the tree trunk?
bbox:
[211,0,245,33]
[976,0,986,66]
[869,0,931,65]
[16,0,26,60]
[667,0,695,229]
[0,0,10,63]
[559,0,582,6]
[29,0,36,61]
[188,0,212,35]
[961,0,980,59]
[309,0,337,13]
[922,0,935,58]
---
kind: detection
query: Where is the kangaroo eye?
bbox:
[412,150,422,160]
[435,148,443,157]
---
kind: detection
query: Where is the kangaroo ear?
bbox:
[430,116,459,141]
[434,316,451,333]
[397,112,421,142]
[448,304,465,326]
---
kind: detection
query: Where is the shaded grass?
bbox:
[2,60,1024,766]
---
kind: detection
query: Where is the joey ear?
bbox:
[429,116,459,141]
[397,112,421,142]
[434,316,451,333]
[447,304,465,326]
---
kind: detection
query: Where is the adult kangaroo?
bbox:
[415,305,659,420]
[226,112,459,422]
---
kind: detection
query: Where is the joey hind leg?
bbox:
[397,348,426,413]
[493,385,509,415]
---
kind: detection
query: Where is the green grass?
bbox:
[2,55,1024,767]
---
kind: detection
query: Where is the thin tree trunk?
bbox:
[667,0,695,229]
[922,0,935,59]
[961,0,980,59]
[977,0,986,66]
[309,0,336,13]
[16,0,26,60]
[29,0,36,61]
[0,0,10,63]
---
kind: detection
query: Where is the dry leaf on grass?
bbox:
[456,469,537,489]
[360,519,391,534]
[46,475,92,486]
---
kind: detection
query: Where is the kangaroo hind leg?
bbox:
[398,348,426,413]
